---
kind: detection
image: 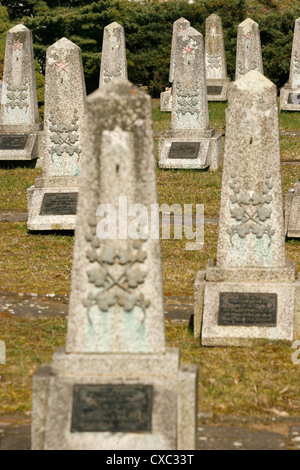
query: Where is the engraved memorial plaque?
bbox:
[71,384,153,433]
[218,292,277,326]
[207,86,223,95]
[169,142,200,159]
[0,134,28,150]
[40,192,78,216]
[288,93,300,104]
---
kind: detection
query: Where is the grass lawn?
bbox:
[0,100,299,417]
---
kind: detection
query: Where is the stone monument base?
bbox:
[160,87,172,112]
[0,124,41,161]
[280,84,300,111]
[27,176,78,230]
[31,347,198,450]
[206,78,231,102]
[158,129,222,170]
[285,180,300,237]
[194,259,300,345]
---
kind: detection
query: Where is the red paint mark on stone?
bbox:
[184,45,194,54]
[13,40,22,51]
[56,60,69,72]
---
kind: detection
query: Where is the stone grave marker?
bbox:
[99,22,127,87]
[0,24,40,161]
[194,70,300,345]
[160,17,190,112]
[159,26,222,170]
[235,18,263,81]
[31,79,198,450]
[285,180,300,238]
[205,14,231,101]
[27,37,86,231]
[280,18,300,111]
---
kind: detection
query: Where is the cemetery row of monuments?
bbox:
[161,15,300,111]
[0,16,299,450]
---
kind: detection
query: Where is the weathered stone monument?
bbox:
[159,26,222,170]
[0,24,40,161]
[31,79,198,450]
[160,17,190,112]
[194,70,300,345]
[280,18,300,111]
[27,38,86,231]
[235,18,263,81]
[285,180,300,238]
[99,22,127,87]
[205,14,231,101]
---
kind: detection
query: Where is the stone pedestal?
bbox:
[206,78,231,101]
[27,176,78,231]
[195,262,297,345]
[27,38,86,231]
[32,347,197,450]
[280,18,300,111]
[194,71,298,346]
[205,14,231,101]
[159,27,222,170]
[31,79,198,450]
[285,180,300,238]
[0,24,40,161]
[160,87,172,112]
[159,128,222,170]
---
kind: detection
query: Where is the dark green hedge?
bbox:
[0,0,300,96]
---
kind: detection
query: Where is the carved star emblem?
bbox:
[184,44,194,54]
[244,33,251,41]
[56,60,69,72]
[13,40,22,51]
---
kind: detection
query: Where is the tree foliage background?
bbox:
[0,0,299,100]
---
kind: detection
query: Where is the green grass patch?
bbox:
[0,223,73,294]
[0,167,41,211]
[279,110,300,131]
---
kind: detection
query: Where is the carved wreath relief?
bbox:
[227,172,275,246]
[103,66,125,85]
[82,219,150,325]
[293,52,300,81]
[5,75,29,111]
[176,83,200,117]
[48,109,81,163]
[207,50,221,70]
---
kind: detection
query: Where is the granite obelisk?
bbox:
[31,79,198,450]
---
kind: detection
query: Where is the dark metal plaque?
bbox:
[218,292,277,326]
[40,192,78,216]
[0,134,28,150]
[207,86,223,95]
[288,93,300,104]
[169,142,200,159]
[71,384,153,433]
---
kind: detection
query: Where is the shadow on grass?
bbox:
[27,229,75,237]
[0,159,38,170]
